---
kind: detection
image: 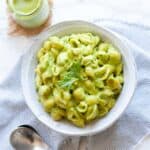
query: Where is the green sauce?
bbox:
[7,0,49,28]
[12,0,41,14]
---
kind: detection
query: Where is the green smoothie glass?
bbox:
[7,0,50,28]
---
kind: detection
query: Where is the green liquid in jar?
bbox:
[12,0,41,14]
[7,0,49,28]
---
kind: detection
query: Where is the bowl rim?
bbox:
[21,20,137,136]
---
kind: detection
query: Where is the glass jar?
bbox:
[7,0,50,28]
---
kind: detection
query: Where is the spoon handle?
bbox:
[33,146,51,150]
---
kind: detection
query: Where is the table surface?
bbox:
[135,134,150,150]
[0,0,150,149]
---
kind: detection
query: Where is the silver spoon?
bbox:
[10,125,51,150]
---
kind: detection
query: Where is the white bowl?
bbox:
[21,21,136,136]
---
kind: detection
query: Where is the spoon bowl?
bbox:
[10,125,50,150]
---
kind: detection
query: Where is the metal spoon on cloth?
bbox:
[10,125,50,150]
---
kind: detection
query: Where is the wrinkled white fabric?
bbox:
[0,0,150,150]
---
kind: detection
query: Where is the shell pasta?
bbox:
[35,33,124,127]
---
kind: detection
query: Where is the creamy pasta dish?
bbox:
[35,33,124,127]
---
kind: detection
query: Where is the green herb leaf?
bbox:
[58,61,82,89]
[58,78,77,89]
